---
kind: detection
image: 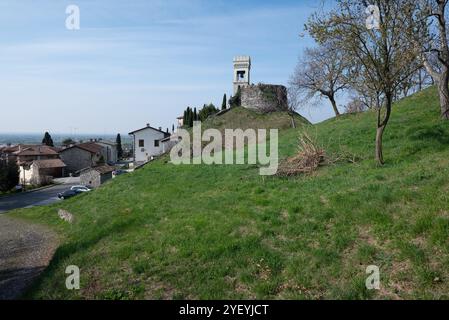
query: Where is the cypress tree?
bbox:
[222,93,227,110]
[189,108,194,127]
[116,133,123,159]
[186,107,191,128]
[42,132,54,147]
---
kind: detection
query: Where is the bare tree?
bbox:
[415,66,434,92]
[416,0,449,119]
[290,42,349,117]
[287,86,301,128]
[306,0,421,165]
[345,96,368,114]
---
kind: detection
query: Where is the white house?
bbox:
[129,124,170,163]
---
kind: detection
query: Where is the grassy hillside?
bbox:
[203,107,310,131]
[10,87,449,299]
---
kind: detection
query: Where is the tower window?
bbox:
[237,70,246,80]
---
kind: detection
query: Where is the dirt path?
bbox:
[0,215,58,300]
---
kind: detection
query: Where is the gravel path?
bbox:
[0,215,58,300]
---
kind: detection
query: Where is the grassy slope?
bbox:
[9,87,449,299]
[203,107,310,131]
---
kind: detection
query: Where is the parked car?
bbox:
[70,185,91,193]
[57,190,79,200]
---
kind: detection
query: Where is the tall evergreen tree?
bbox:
[172,124,175,132]
[222,93,227,110]
[194,107,198,121]
[42,131,54,147]
[116,133,123,159]
[198,103,219,121]
[185,107,191,128]
[189,107,194,127]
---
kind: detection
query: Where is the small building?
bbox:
[177,116,184,129]
[28,159,67,186]
[160,135,180,154]
[129,124,170,163]
[14,145,65,185]
[80,165,115,188]
[96,140,118,164]
[59,142,104,174]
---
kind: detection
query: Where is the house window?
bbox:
[138,139,144,147]
[154,140,160,147]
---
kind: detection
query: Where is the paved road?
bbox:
[0,215,58,299]
[0,177,80,214]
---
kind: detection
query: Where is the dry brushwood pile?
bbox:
[277,133,326,176]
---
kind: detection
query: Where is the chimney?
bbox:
[159,127,162,131]
[146,123,150,127]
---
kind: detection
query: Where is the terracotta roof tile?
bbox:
[15,145,59,156]
[61,142,103,154]
[33,159,66,169]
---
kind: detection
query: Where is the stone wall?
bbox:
[241,84,289,113]
[80,170,101,188]
[60,148,95,174]
[80,169,112,188]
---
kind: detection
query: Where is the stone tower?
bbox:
[233,56,251,95]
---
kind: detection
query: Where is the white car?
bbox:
[70,185,91,193]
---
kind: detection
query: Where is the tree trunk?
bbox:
[418,68,422,92]
[375,93,392,166]
[437,71,449,120]
[375,124,385,165]
[436,0,449,119]
[329,96,340,117]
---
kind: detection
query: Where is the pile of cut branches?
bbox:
[277,133,326,176]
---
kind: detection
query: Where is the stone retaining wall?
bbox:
[241,84,289,113]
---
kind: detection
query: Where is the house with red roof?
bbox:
[59,142,105,174]
[12,145,66,185]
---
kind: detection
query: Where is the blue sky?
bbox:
[0,0,338,135]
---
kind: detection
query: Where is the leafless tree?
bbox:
[345,96,368,114]
[290,42,349,117]
[306,0,422,165]
[287,86,301,128]
[411,0,449,119]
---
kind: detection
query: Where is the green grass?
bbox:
[9,87,449,299]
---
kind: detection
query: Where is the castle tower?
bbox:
[233,56,251,95]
